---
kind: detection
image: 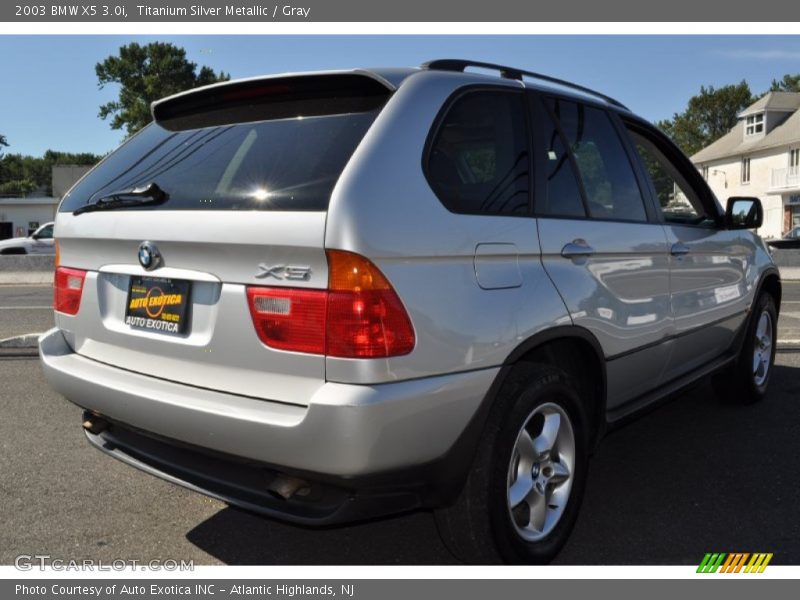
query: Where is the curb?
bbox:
[0,333,43,350]
[0,272,53,285]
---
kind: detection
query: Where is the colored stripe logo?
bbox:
[697,553,773,573]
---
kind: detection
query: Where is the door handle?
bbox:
[670,242,691,256]
[561,240,596,259]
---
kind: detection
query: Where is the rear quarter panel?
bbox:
[325,71,572,384]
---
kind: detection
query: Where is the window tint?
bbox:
[537,102,586,217]
[548,99,647,222]
[627,129,710,225]
[60,110,379,213]
[427,91,530,215]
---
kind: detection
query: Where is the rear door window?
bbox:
[426,90,531,216]
[535,98,587,218]
[546,99,648,222]
[60,110,380,213]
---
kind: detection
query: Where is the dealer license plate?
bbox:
[125,276,191,335]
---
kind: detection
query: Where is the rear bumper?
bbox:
[39,328,497,523]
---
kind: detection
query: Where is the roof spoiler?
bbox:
[151,71,395,131]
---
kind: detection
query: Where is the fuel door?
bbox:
[473,243,522,290]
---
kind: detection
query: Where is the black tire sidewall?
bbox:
[488,369,590,564]
[740,293,778,401]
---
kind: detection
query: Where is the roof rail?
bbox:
[420,59,628,110]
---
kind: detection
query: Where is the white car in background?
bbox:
[0,222,55,255]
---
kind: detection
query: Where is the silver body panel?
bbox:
[661,225,755,380]
[39,65,779,489]
[325,71,571,383]
[54,211,329,404]
[40,327,496,476]
[537,219,673,407]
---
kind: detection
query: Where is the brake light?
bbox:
[54,267,86,315]
[246,251,415,358]
[325,250,415,358]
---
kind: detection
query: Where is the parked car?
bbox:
[766,226,800,249]
[0,222,55,254]
[39,60,781,564]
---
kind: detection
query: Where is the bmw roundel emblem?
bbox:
[138,241,161,271]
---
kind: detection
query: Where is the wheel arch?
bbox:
[757,267,782,315]
[501,326,608,450]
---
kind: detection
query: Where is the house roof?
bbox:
[692,93,800,163]
[738,91,800,117]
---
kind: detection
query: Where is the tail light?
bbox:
[325,250,415,358]
[54,267,86,315]
[246,287,327,354]
[246,250,415,358]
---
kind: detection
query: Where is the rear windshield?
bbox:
[60,111,379,213]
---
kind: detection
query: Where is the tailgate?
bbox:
[52,71,393,405]
[55,210,328,405]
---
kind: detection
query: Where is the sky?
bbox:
[2,35,800,157]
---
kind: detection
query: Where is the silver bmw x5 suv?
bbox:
[39,60,781,564]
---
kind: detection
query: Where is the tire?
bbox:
[713,292,777,404]
[0,247,27,255]
[435,363,590,564]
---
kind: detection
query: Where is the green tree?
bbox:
[769,74,800,93]
[0,150,102,196]
[0,178,37,196]
[96,42,229,136]
[657,81,754,156]
[0,135,7,185]
[0,134,7,163]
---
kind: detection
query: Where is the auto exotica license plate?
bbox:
[125,276,191,335]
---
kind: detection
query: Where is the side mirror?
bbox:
[725,196,763,230]
[30,233,40,240]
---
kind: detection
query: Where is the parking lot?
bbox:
[0,285,54,341]
[2,283,800,565]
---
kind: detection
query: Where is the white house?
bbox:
[0,196,58,240]
[692,91,800,239]
[0,164,92,241]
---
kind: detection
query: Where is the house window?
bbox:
[791,148,800,168]
[741,157,751,184]
[745,113,764,136]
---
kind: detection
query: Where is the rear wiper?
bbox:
[72,182,169,216]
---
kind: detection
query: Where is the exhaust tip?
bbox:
[82,414,109,435]
[267,475,309,500]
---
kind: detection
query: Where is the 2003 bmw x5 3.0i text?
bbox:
[39,60,781,564]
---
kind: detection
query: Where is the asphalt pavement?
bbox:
[1,283,800,565]
[0,285,54,340]
[779,281,800,343]
[2,353,799,565]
